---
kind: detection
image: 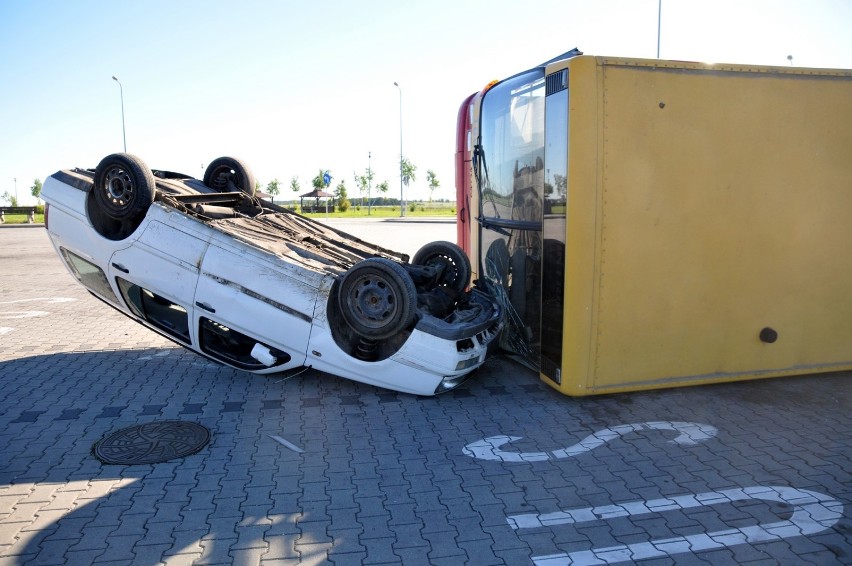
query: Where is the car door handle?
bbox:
[111,262,130,274]
[195,301,216,313]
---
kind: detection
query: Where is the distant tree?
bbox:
[1,191,17,206]
[426,170,439,202]
[554,174,567,200]
[266,178,280,199]
[312,169,332,190]
[401,157,417,186]
[354,166,375,212]
[30,179,43,203]
[255,180,262,194]
[376,180,389,196]
[335,180,350,212]
[353,172,365,203]
[290,176,300,193]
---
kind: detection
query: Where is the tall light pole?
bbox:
[13,177,17,205]
[112,76,127,152]
[393,81,404,217]
[656,0,662,58]
[368,151,372,215]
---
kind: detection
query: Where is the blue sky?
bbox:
[1,0,850,204]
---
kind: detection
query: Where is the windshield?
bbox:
[476,69,546,222]
[475,69,546,363]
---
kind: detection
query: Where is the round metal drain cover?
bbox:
[93,420,210,465]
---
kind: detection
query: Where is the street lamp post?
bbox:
[112,76,127,152]
[656,0,662,58]
[14,177,17,205]
[368,151,372,216]
[393,81,404,217]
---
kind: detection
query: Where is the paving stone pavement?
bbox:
[1,227,850,565]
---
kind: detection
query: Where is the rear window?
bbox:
[59,248,119,305]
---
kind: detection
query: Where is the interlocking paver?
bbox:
[1,227,850,564]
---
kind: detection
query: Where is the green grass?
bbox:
[0,205,454,223]
[2,214,45,224]
[293,204,456,218]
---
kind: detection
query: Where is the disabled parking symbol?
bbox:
[463,421,844,564]
[463,421,718,462]
[509,485,843,565]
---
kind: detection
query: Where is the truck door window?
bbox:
[477,69,547,363]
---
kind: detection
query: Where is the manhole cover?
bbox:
[93,420,211,465]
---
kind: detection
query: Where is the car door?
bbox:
[108,220,208,346]
[193,244,315,371]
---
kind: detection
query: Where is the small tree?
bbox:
[31,179,43,204]
[554,174,567,200]
[1,191,17,206]
[354,166,375,214]
[335,180,350,212]
[401,157,417,186]
[312,169,332,190]
[376,180,389,199]
[266,178,280,196]
[290,176,300,193]
[426,170,439,202]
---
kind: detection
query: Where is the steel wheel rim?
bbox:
[102,166,135,211]
[347,273,399,330]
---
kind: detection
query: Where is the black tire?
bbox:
[411,241,472,294]
[338,258,417,340]
[92,153,156,221]
[203,156,256,196]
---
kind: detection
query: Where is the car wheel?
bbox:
[203,156,256,196]
[92,153,156,221]
[338,258,417,340]
[411,241,472,294]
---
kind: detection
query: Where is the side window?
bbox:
[59,248,120,305]
[116,278,191,344]
[199,317,291,370]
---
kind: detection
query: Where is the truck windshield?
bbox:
[476,69,546,224]
[475,69,546,363]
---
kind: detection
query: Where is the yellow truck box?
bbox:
[467,54,852,395]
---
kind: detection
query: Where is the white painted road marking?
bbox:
[463,421,718,462]
[509,485,843,565]
[136,350,173,361]
[0,310,50,319]
[0,298,77,305]
[135,349,219,368]
[0,297,78,333]
[269,435,305,453]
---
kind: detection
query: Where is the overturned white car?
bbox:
[42,153,501,395]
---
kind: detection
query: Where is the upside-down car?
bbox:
[42,153,501,395]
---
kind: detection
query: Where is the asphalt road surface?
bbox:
[1,225,849,565]
[320,217,456,259]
